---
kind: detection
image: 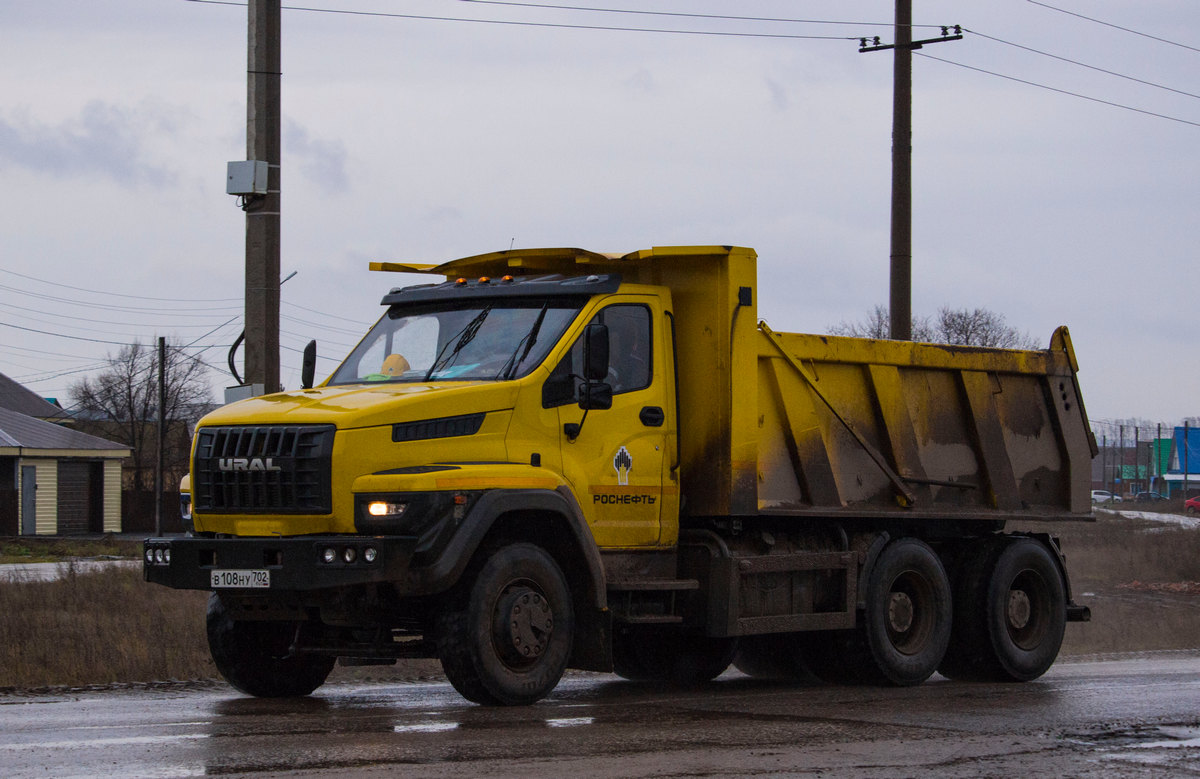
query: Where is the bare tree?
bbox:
[69,340,211,492]
[830,305,1037,348]
[931,307,1039,349]
[829,304,934,341]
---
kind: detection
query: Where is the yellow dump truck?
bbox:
[144,246,1095,704]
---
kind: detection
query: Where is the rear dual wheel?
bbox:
[859,537,953,685]
[801,538,952,686]
[939,537,1066,682]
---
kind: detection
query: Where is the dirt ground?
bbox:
[329,508,1200,685]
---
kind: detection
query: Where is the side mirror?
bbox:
[579,381,612,411]
[582,323,609,382]
[301,340,317,389]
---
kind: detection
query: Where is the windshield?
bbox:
[328,298,583,385]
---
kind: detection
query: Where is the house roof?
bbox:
[0,407,129,454]
[0,372,71,421]
[1169,427,1200,474]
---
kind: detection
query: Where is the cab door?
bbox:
[544,300,677,548]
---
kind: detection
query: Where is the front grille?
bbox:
[193,425,334,514]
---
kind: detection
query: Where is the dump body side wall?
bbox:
[753,328,1094,519]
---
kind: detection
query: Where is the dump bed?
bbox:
[746,325,1097,520]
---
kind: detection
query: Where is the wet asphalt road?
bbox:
[2,652,1199,778]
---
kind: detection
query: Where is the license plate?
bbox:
[210,569,270,589]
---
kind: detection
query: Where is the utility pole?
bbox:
[860,6,961,341]
[244,0,282,393]
[155,336,166,536]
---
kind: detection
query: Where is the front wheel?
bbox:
[206,593,335,698]
[437,542,574,706]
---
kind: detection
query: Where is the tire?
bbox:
[733,633,819,682]
[613,625,737,684]
[437,543,574,706]
[858,538,952,686]
[941,538,1065,682]
[206,593,335,698]
[937,539,1001,680]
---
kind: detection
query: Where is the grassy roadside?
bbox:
[0,565,214,689]
[0,537,142,564]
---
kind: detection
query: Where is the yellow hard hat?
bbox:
[380,353,410,376]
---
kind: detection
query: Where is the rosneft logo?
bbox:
[217,457,283,472]
[613,446,632,485]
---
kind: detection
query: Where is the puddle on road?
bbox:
[1069,723,1200,768]
[393,721,460,734]
[1128,725,1200,750]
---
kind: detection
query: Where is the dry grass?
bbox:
[0,536,142,564]
[0,564,214,689]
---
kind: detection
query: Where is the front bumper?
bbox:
[142,535,419,591]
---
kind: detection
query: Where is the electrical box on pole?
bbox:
[226,160,270,196]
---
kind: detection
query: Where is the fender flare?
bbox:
[403,487,607,611]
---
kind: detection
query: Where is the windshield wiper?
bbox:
[498,303,550,380]
[424,305,492,381]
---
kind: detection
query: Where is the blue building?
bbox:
[1162,426,1200,498]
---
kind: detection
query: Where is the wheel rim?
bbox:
[886,569,935,655]
[1006,569,1050,650]
[491,580,554,669]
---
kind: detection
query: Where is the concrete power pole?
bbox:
[244,0,281,393]
[860,6,961,341]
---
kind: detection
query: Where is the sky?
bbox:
[1,0,1197,439]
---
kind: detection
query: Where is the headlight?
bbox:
[367,501,407,518]
[355,492,474,537]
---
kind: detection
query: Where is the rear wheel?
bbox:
[206,593,335,698]
[941,537,1066,682]
[437,543,574,706]
[857,538,952,686]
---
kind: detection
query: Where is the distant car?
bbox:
[1186,497,1200,515]
[1091,490,1122,504]
[1134,492,1166,503]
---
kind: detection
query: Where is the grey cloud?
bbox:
[284,121,349,194]
[0,101,177,186]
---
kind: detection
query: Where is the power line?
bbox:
[0,267,241,303]
[0,299,239,332]
[448,0,936,30]
[966,28,1200,101]
[0,282,240,314]
[183,0,863,40]
[917,52,1200,129]
[1025,0,1200,54]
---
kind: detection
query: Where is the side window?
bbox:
[542,304,652,407]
